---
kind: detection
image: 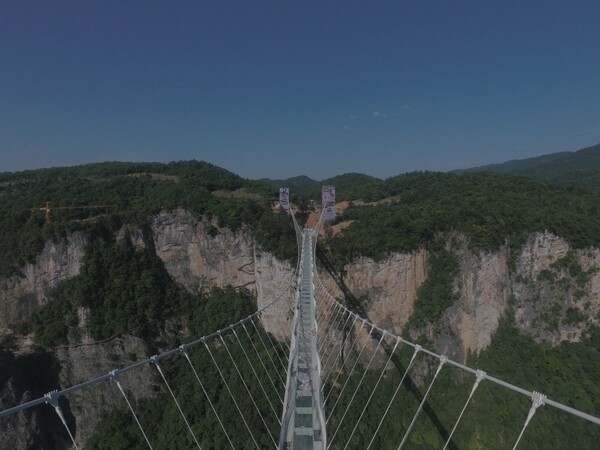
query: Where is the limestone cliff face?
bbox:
[0,336,153,450]
[1,216,598,361]
[0,209,295,337]
[150,209,295,339]
[318,231,600,363]
[448,231,600,356]
[54,336,154,447]
[254,251,295,340]
[451,241,510,356]
[151,209,256,292]
[320,250,427,335]
[512,232,600,344]
[0,233,86,332]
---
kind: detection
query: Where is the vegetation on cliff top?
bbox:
[4,160,600,277]
[324,171,600,264]
[0,161,295,277]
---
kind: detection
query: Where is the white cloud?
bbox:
[372,111,381,117]
[402,104,423,113]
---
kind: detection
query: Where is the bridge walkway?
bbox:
[279,228,326,450]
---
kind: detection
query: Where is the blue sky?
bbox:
[2,1,600,180]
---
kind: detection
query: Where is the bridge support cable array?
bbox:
[0,282,294,449]
[111,371,155,450]
[327,330,385,447]
[267,325,293,379]
[182,348,236,449]
[232,328,283,423]
[396,355,447,449]
[279,228,327,450]
[219,331,280,448]
[311,268,600,448]
[320,311,354,377]
[342,336,400,450]
[324,321,375,423]
[441,369,486,450]
[366,344,421,450]
[251,317,289,388]
[317,303,345,374]
[203,338,262,449]
[242,321,285,406]
[151,356,202,449]
[512,391,547,450]
[323,317,364,405]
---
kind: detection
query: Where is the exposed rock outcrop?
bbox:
[320,250,427,335]
[54,336,154,447]
[150,209,295,339]
[0,233,86,332]
[151,209,257,292]
[0,209,295,338]
[317,231,600,363]
[512,232,600,344]
[452,242,510,356]
[254,251,295,340]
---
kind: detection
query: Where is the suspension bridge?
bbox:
[1,209,600,449]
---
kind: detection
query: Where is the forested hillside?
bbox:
[323,171,600,265]
[258,175,319,193]
[461,142,600,190]
[0,161,295,278]
[263,142,600,200]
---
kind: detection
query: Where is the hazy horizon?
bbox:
[2,1,600,179]
[3,139,598,183]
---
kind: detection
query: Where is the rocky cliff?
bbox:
[0,208,295,449]
[150,209,295,339]
[320,250,427,335]
[2,218,599,365]
[0,233,86,333]
[512,232,600,343]
[319,231,600,363]
[0,209,295,340]
[54,335,155,447]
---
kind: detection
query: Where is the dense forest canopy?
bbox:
[0,160,295,277]
[460,142,600,190]
[324,171,600,264]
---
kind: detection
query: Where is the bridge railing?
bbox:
[0,283,295,449]
[311,257,600,449]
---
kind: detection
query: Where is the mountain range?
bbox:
[260,142,600,194]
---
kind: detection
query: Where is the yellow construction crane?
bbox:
[32,201,116,223]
